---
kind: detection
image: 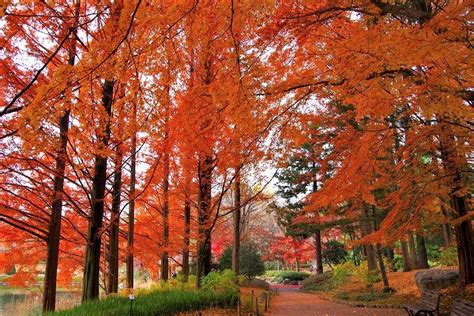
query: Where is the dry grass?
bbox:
[240,286,270,314]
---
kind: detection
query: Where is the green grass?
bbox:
[48,289,238,315]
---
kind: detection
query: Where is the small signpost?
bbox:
[129,292,135,316]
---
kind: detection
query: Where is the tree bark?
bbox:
[400,240,412,272]
[232,167,241,275]
[416,233,429,269]
[386,247,395,271]
[376,244,390,289]
[408,233,419,270]
[312,179,323,274]
[82,79,114,302]
[451,192,474,286]
[314,230,323,274]
[42,3,80,312]
[196,156,213,288]
[182,185,191,281]
[107,145,122,294]
[160,148,170,281]
[439,123,474,287]
[441,206,452,248]
[126,103,136,289]
[361,206,377,271]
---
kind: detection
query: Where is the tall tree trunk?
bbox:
[441,206,452,248]
[416,233,429,269]
[439,123,474,287]
[232,167,241,275]
[376,244,390,289]
[312,179,323,274]
[42,3,80,312]
[107,145,122,294]
[82,0,123,300]
[82,79,114,302]
[408,233,419,270]
[182,184,191,282]
[400,240,412,272]
[314,230,323,274]
[160,73,172,282]
[126,104,136,289]
[160,150,170,281]
[386,247,395,271]
[361,206,377,271]
[196,156,213,288]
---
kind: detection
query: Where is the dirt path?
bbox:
[265,285,406,316]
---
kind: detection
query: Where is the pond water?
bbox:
[0,291,80,316]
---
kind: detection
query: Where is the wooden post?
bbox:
[264,291,269,311]
[250,290,254,313]
[255,297,259,316]
[237,298,240,316]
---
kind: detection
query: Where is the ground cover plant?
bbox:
[49,271,239,316]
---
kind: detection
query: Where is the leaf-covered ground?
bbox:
[310,270,474,315]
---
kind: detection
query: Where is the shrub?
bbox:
[301,272,332,290]
[330,262,355,287]
[393,254,404,272]
[265,270,310,283]
[219,242,265,279]
[438,247,458,267]
[262,270,310,283]
[354,262,381,288]
[276,271,309,282]
[201,269,239,295]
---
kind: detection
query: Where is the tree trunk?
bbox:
[232,167,241,275]
[160,78,171,282]
[160,151,170,281]
[452,195,474,287]
[42,3,80,312]
[361,206,377,271]
[126,105,136,289]
[416,233,429,269]
[400,240,412,272]
[107,146,122,294]
[314,230,323,274]
[441,206,452,248]
[386,247,395,272]
[376,244,390,289]
[196,156,213,288]
[182,186,191,282]
[312,180,323,274]
[82,79,114,302]
[43,110,70,312]
[439,123,474,287]
[408,233,419,270]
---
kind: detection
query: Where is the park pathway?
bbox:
[265,285,405,316]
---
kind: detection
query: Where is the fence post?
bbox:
[255,297,259,316]
[237,298,240,316]
[250,290,254,313]
[264,291,269,311]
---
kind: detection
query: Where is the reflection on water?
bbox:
[0,291,80,316]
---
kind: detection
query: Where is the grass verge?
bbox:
[48,289,238,316]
